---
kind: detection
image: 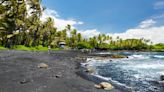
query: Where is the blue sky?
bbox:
[41,0,164,43]
[42,0,163,33]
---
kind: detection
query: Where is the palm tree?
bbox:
[89,36,98,48]
[77,33,82,42]
[0,0,28,47]
[40,17,54,46]
[27,0,43,17]
[70,29,77,48]
[66,24,71,31]
[98,34,102,45]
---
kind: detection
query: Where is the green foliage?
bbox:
[77,42,93,49]
[110,39,149,50]
[153,44,164,49]
[13,45,48,51]
[0,0,160,51]
[35,45,48,51]
[13,45,34,51]
[98,43,109,49]
[51,48,63,51]
[108,45,117,50]
[0,46,8,50]
[152,44,164,51]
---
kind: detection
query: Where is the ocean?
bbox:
[83,52,164,92]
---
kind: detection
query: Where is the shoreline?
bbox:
[0,50,122,92]
[84,51,164,92]
[79,56,134,92]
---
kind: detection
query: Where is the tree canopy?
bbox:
[0,0,162,51]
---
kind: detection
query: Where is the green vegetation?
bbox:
[152,44,164,51]
[77,42,92,49]
[11,45,62,51]
[13,45,49,51]
[13,45,35,51]
[0,46,8,50]
[108,39,150,50]
[0,0,163,51]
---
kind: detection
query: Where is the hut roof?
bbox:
[59,42,66,45]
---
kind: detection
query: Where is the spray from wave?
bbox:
[83,52,164,92]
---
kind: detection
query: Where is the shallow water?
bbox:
[86,52,164,92]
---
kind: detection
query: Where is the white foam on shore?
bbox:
[153,55,164,58]
[132,64,164,69]
[128,54,150,59]
[128,54,164,59]
[97,52,111,54]
[133,74,141,79]
[157,71,164,75]
[84,52,164,92]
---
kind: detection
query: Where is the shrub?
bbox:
[35,45,48,51]
[98,43,110,49]
[77,42,93,49]
[13,45,33,51]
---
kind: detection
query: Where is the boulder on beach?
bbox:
[20,79,31,84]
[55,72,62,78]
[38,63,49,68]
[94,84,102,89]
[95,82,113,90]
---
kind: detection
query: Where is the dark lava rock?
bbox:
[160,75,164,81]
[20,79,31,84]
[55,73,62,78]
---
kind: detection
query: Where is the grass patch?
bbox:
[0,45,64,51]
[13,45,48,51]
[35,45,48,51]
[51,48,63,51]
[0,46,8,50]
[12,45,62,51]
[13,45,35,51]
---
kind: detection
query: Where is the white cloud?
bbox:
[41,8,100,38]
[41,9,83,30]
[154,1,164,9]
[41,9,99,38]
[41,9,164,44]
[78,29,100,38]
[107,19,164,44]
[152,14,164,19]
[79,19,164,44]
[77,21,84,25]
[138,19,156,28]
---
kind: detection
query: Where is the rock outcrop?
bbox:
[160,75,164,81]
[95,82,114,90]
[38,63,49,68]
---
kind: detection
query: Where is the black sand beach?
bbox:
[0,50,121,92]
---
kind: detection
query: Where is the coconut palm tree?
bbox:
[77,33,82,42]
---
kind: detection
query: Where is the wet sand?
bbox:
[0,50,122,92]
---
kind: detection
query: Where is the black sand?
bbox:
[0,50,122,92]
